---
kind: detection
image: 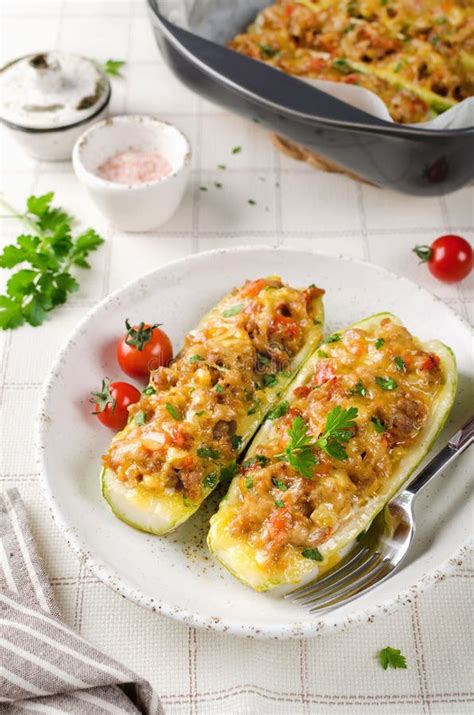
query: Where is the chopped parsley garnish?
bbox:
[134,411,147,425]
[302,548,323,561]
[217,164,226,170]
[436,15,447,23]
[376,376,398,391]
[379,647,407,670]
[266,401,290,420]
[332,58,355,75]
[375,338,385,349]
[351,378,366,397]
[316,406,358,461]
[324,333,341,344]
[343,22,355,33]
[199,186,208,192]
[257,353,270,364]
[165,402,181,420]
[317,349,329,358]
[230,434,242,450]
[274,498,285,508]
[243,454,268,469]
[371,416,387,433]
[197,446,220,459]
[214,182,222,189]
[214,384,225,393]
[245,476,254,490]
[394,356,406,372]
[195,410,205,416]
[313,318,322,325]
[222,303,244,317]
[142,385,156,396]
[247,399,261,415]
[259,43,279,57]
[272,478,288,491]
[189,354,204,363]
[248,199,256,206]
[102,59,125,77]
[203,472,218,490]
[263,373,277,387]
[232,146,241,154]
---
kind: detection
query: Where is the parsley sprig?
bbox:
[279,407,358,477]
[102,59,125,77]
[379,647,407,670]
[0,193,103,329]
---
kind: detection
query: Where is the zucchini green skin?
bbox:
[208,313,458,592]
[101,293,325,536]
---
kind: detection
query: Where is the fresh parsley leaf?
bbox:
[274,498,285,508]
[214,384,225,393]
[351,378,367,397]
[332,58,356,75]
[375,338,385,349]
[266,401,290,420]
[232,146,241,154]
[324,333,341,344]
[394,356,406,372]
[302,548,323,561]
[189,354,204,363]
[376,376,398,391]
[371,416,387,433]
[142,385,156,396]
[263,374,277,388]
[0,193,103,329]
[197,446,221,459]
[165,402,181,420]
[245,476,254,490]
[317,349,329,358]
[278,416,318,478]
[379,647,407,670]
[230,434,242,450]
[102,59,125,77]
[222,303,244,317]
[134,411,147,425]
[260,43,279,57]
[195,410,205,416]
[272,478,288,491]
[203,472,218,490]
[316,406,358,461]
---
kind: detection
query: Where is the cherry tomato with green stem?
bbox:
[117,320,173,380]
[414,235,472,284]
[90,379,141,430]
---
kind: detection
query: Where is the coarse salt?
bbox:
[97,148,172,185]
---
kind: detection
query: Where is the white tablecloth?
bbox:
[1,2,473,713]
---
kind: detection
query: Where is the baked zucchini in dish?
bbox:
[102,277,325,535]
[208,313,457,592]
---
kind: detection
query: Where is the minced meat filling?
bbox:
[231,317,443,562]
[102,277,323,502]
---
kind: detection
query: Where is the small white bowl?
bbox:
[72,115,191,231]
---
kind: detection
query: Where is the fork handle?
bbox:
[406,416,474,497]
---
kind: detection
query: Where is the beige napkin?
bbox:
[0,488,163,714]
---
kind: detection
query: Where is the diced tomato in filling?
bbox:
[171,427,188,448]
[273,314,300,338]
[293,385,312,398]
[244,278,267,297]
[421,353,440,371]
[314,363,336,385]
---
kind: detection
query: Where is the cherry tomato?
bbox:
[117,320,173,380]
[90,379,140,430]
[414,235,472,284]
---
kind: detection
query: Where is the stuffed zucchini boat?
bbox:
[101,276,325,535]
[208,313,457,592]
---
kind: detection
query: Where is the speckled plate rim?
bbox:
[35,245,473,639]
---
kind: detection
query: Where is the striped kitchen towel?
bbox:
[0,488,163,714]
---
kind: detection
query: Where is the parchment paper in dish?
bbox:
[155,0,473,130]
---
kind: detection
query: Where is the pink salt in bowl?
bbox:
[72,115,191,231]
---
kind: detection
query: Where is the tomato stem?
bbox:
[124,319,161,351]
[413,245,433,263]
[90,378,116,414]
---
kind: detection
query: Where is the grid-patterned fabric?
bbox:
[1,2,473,713]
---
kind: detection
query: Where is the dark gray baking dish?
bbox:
[147,0,473,195]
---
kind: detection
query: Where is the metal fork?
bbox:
[286,416,474,614]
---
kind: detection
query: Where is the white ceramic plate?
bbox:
[36,247,473,639]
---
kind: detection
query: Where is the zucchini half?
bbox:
[208,313,457,592]
[101,278,325,536]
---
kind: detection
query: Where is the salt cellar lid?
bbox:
[0,51,110,130]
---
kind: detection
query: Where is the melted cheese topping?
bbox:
[230,0,473,123]
[230,317,443,564]
[102,277,323,503]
